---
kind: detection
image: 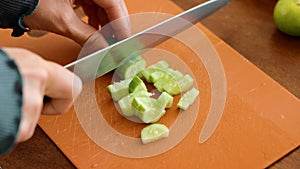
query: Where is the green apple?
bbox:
[273,0,300,36]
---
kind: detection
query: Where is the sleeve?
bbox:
[0,49,23,154]
[0,0,39,37]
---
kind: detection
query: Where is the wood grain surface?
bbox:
[0,0,299,168]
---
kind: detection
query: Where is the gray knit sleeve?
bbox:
[0,0,39,37]
[0,49,23,154]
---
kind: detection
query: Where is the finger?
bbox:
[94,0,131,40]
[97,8,114,39]
[80,3,100,29]
[16,72,45,142]
[88,8,100,29]
[42,61,82,115]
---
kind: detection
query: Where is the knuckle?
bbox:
[36,68,49,84]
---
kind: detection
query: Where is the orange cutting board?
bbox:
[1,0,300,168]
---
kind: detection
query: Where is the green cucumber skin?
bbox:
[129,76,147,93]
[115,55,147,80]
[118,92,153,117]
[141,68,165,83]
[141,60,169,83]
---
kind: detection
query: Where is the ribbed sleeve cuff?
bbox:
[0,0,39,37]
[0,49,23,154]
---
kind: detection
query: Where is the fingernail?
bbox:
[72,75,83,101]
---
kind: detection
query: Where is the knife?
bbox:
[64,0,231,83]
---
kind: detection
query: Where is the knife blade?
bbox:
[64,0,231,83]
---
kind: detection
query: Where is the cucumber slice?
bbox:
[129,76,147,93]
[149,70,168,83]
[132,97,157,113]
[141,124,169,144]
[166,68,184,81]
[118,94,136,116]
[115,55,147,79]
[177,87,199,110]
[152,78,165,92]
[107,79,132,101]
[118,92,152,117]
[177,74,194,92]
[141,68,166,83]
[149,60,169,69]
[140,68,156,83]
[154,76,181,96]
[132,97,165,123]
[141,60,169,83]
[157,92,173,108]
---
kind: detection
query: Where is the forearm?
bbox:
[0,0,39,36]
[0,49,23,154]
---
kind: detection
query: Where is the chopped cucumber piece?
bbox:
[140,60,169,83]
[132,97,157,113]
[118,92,152,117]
[141,124,169,144]
[177,74,194,92]
[141,68,164,83]
[107,79,132,101]
[163,78,181,95]
[118,94,136,116]
[154,76,181,96]
[115,55,147,79]
[153,78,165,92]
[166,68,184,81]
[157,92,173,108]
[149,110,166,123]
[149,60,169,69]
[140,68,155,83]
[152,73,193,96]
[132,97,165,123]
[177,87,199,110]
[129,76,147,93]
[149,70,168,83]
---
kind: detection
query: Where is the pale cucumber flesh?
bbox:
[157,92,173,108]
[141,124,169,144]
[107,78,132,101]
[177,87,199,110]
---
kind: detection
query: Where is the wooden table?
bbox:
[0,0,299,168]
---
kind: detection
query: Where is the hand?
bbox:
[23,0,130,46]
[2,47,82,142]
